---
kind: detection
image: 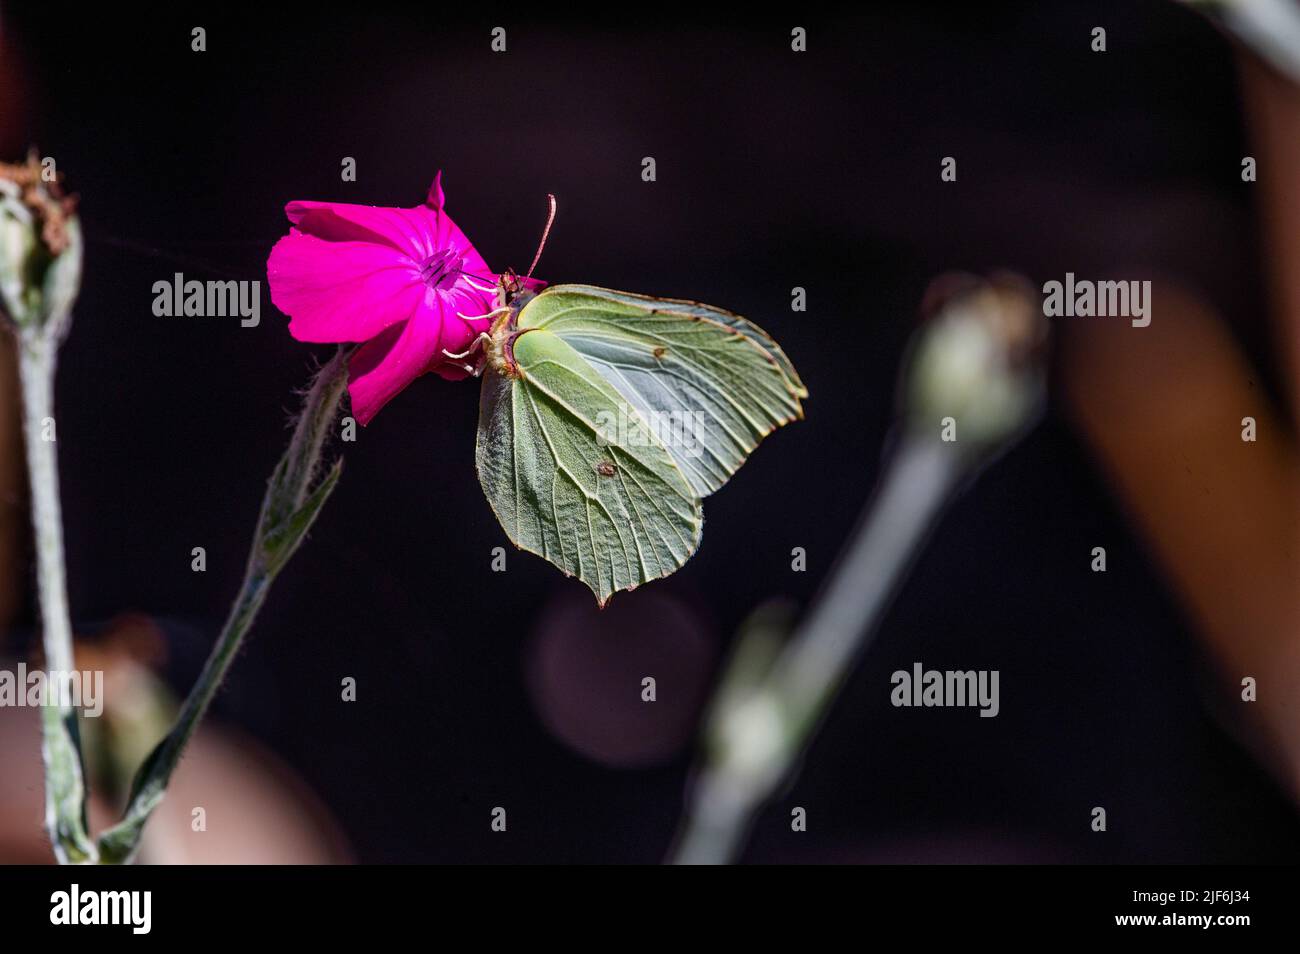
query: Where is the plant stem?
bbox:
[670,436,961,865]
[670,274,1044,865]
[17,328,97,864]
[97,347,350,864]
[1189,0,1300,85]
[97,565,272,864]
[778,438,960,706]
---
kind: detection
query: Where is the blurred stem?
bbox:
[17,327,97,864]
[670,437,961,865]
[779,438,959,705]
[1188,0,1300,85]
[96,347,351,864]
[670,274,1043,865]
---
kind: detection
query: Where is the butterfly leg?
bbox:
[456,306,510,325]
[442,331,492,360]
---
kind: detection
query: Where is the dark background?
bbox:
[3,1,1298,862]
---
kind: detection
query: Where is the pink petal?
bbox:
[418,287,495,382]
[421,175,494,284]
[427,171,445,209]
[443,284,497,342]
[346,303,449,425]
[286,200,441,261]
[435,216,494,286]
[268,230,425,343]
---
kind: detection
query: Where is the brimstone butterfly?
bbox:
[469,199,807,605]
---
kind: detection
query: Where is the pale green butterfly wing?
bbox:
[476,325,703,605]
[476,283,806,604]
[515,285,806,496]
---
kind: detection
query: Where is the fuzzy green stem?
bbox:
[17,329,97,864]
[97,347,350,864]
[670,437,961,865]
[670,275,1044,865]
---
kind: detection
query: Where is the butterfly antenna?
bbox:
[525,193,557,279]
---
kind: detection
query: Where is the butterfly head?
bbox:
[498,267,527,306]
[484,193,557,376]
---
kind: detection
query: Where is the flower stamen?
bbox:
[418,248,465,291]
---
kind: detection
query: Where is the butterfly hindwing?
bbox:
[476,324,702,605]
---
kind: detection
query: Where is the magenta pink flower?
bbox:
[267,173,500,425]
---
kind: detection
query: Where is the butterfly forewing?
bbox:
[516,285,806,496]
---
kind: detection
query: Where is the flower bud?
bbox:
[905,272,1046,451]
[0,153,81,339]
